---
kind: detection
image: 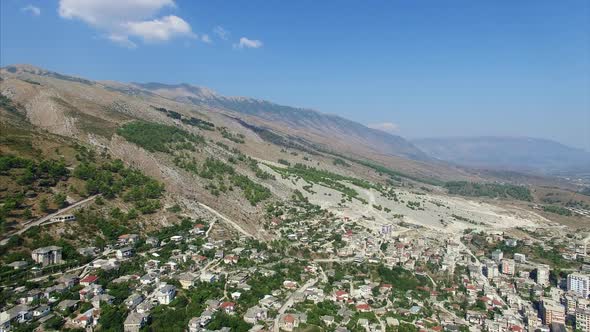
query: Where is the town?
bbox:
[2,198,590,332]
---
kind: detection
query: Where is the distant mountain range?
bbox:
[413,136,590,175]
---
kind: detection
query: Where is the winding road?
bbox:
[1,195,99,245]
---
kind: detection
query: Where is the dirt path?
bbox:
[1,195,99,245]
[196,202,255,239]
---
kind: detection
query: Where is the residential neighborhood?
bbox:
[2,200,590,332]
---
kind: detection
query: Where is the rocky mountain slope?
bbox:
[129,82,431,161]
[2,64,587,245]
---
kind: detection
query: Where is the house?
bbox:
[78,247,98,257]
[205,300,220,311]
[43,284,69,300]
[118,233,139,244]
[321,315,335,326]
[7,261,28,270]
[79,284,104,301]
[140,272,159,285]
[146,237,160,247]
[356,303,371,312]
[116,247,134,259]
[283,280,298,289]
[125,293,144,310]
[31,246,62,266]
[215,250,224,259]
[188,317,200,332]
[199,310,213,326]
[505,239,518,247]
[177,272,198,289]
[73,309,95,329]
[91,294,115,308]
[20,289,42,304]
[90,258,120,270]
[259,295,280,309]
[0,305,32,329]
[32,305,50,318]
[155,284,176,305]
[190,224,206,235]
[380,284,393,293]
[279,313,306,331]
[50,214,76,223]
[144,259,160,271]
[124,312,149,332]
[162,261,178,271]
[244,306,267,324]
[187,311,213,330]
[80,275,99,286]
[56,299,79,313]
[335,290,349,302]
[170,235,183,242]
[224,255,239,265]
[220,301,236,314]
[136,301,155,314]
[200,272,217,283]
[188,317,201,332]
[280,314,299,332]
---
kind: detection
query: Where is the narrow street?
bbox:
[273,278,318,332]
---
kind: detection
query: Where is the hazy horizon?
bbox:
[1,1,589,150]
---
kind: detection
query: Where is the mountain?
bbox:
[130,82,430,161]
[0,64,483,235]
[413,136,590,175]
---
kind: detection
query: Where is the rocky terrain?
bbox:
[2,64,589,240]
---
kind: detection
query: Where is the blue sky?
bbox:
[2,0,589,150]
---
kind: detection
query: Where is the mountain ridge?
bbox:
[413,136,590,175]
[129,81,431,162]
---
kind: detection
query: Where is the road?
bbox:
[197,202,254,239]
[205,219,217,238]
[273,278,318,332]
[313,258,355,263]
[1,195,99,245]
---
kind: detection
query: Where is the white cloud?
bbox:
[235,37,263,49]
[213,25,229,40]
[367,122,399,133]
[201,34,211,43]
[108,34,138,49]
[124,15,194,42]
[22,5,41,16]
[58,0,175,25]
[58,0,198,47]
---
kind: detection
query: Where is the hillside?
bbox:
[130,82,431,162]
[1,63,588,245]
[413,136,590,175]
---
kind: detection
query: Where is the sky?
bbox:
[1,0,589,151]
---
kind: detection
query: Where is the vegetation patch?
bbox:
[152,106,215,130]
[542,205,572,216]
[445,181,532,201]
[117,120,204,153]
[269,163,376,203]
[73,158,164,214]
